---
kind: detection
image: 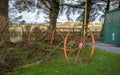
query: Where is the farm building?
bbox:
[103,8,120,46]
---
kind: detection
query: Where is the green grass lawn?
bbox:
[7,48,120,75]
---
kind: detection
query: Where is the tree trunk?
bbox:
[106,0,110,11]
[0,0,9,74]
[0,0,8,17]
[48,0,60,32]
[86,0,92,26]
[118,0,120,8]
[0,0,9,47]
[100,0,110,37]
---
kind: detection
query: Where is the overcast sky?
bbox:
[9,8,83,24]
[20,11,70,24]
[9,0,119,24]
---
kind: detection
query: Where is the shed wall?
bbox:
[103,8,120,46]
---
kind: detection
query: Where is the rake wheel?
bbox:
[64,24,95,65]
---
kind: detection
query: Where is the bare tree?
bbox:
[13,0,87,31]
[13,0,60,31]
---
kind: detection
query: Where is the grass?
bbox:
[7,48,120,75]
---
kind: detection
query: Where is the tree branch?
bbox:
[41,1,50,9]
[62,2,85,9]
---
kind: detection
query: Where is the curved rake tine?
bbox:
[50,29,56,49]
[64,31,71,65]
[87,27,95,64]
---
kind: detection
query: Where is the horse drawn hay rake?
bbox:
[10,24,95,65]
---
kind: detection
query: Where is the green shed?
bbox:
[103,8,120,46]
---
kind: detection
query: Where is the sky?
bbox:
[8,0,96,24]
[10,9,101,24]
[19,11,70,24]
[19,0,82,24]
[9,8,84,24]
[9,0,119,24]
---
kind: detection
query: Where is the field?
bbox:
[7,48,120,75]
[9,22,103,38]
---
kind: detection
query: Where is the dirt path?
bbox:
[95,41,120,54]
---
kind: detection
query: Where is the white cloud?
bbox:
[20,11,47,23]
[21,10,69,23]
[57,14,68,22]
